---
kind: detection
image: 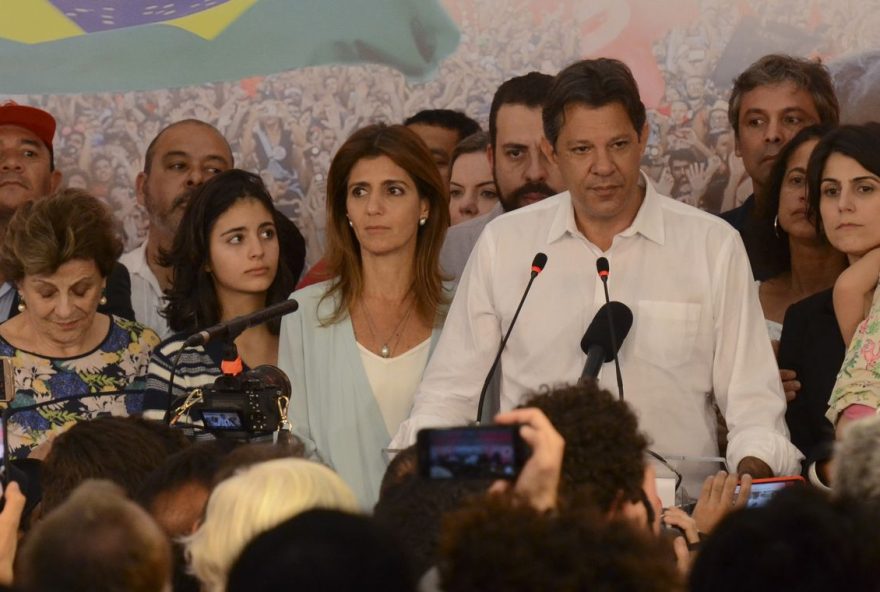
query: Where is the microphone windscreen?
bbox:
[596,257,610,276]
[580,301,633,361]
[531,252,548,272]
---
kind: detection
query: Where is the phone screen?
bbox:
[417,425,527,480]
[735,478,802,508]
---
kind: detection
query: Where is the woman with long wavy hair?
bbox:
[279,123,450,507]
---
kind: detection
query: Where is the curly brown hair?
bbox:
[438,495,682,592]
[522,381,649,512]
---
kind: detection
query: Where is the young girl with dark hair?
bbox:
[144,169,294,413]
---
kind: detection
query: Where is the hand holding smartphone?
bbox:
[735,476,805,508]
[417,408,565,512]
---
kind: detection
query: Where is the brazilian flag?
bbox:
[0,0,460,94]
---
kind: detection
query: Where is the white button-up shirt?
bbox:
[392,181,802,490]
[119,240,170,339]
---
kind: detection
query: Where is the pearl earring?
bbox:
[419,216,427,227]
[16,295,25,313]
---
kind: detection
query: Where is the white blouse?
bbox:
[359,337,432,435]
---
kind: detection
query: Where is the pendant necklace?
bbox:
[361,292,416,358]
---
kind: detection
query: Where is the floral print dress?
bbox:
[0,316,159,458]
[827,281,880,424]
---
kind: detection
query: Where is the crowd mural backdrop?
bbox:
[2,0,879,267]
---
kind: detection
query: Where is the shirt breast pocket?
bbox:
[634,301,702,368]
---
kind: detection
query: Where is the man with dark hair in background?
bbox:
[439,72,565,281]
[120,119,306,337]
[0,101,133,322]
[394,58,801,493]
[721,54,839,280]
[523,382,649,515]
[404,108,481,183]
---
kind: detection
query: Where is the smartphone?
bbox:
[735,476,804,508]
[417,425,529,480]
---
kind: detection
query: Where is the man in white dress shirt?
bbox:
[393,59,802,492]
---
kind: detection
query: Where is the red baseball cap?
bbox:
[0,101,56,156]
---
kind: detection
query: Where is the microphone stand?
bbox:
[476,255,546,424]
[598,269,625,401]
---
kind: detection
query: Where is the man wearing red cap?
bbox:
[0,102,61,211]
[0,101,133,322]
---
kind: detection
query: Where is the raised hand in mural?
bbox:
[656,166,675,196]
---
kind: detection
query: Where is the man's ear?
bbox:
[637,121,649,154]
[49,170,62,194]
[135,172,147,208]
[540,136,557,166]
[486,143,495,170]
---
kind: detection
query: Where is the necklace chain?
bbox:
[360,291,416,358]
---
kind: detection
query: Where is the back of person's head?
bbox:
[137,440,235,538]
[522,382,648,512]
[489,72,554,148]
[185,457,359,592]
[690,486,877,592]
[0,188,122,282]
[438,495,681,592]
[833,414,880,509]
[379,444,419,496]
[212,440,306,485]
[404,109,481,142]
[227,509,417,592]
[806,122,880,235]
[728,54,839,137]
[41,415,186,515]
[543,58,647,148]
[163,168,294,334]
[374,474,489,577]
[18,480,171,592]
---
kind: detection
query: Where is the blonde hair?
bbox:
[184,458,359,592]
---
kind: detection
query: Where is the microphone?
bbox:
[183,299,300,347]
[594,257,626,399]
[476,252,548,424]
[580,301,633,379]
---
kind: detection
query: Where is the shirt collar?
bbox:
[546,172,666,246]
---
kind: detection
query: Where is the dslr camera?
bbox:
[192,365,291,437]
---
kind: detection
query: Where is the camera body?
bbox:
[195,365,290,437]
